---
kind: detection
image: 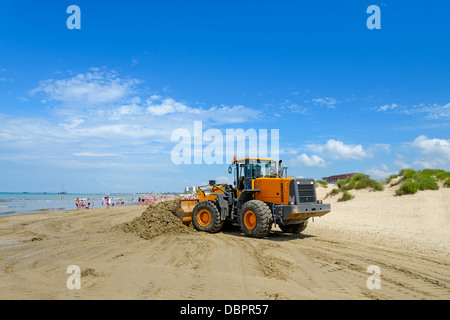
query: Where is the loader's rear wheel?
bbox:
[280,219,309,234]
[192,200,224,233]
[239,200,273,238]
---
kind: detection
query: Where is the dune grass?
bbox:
[336,173,384,192]
[444,178,450,187]
[327,169,448,199]
[338,190,354,202]
[392,168,448,195]
[328,173,383,201]
[316,180,328,188]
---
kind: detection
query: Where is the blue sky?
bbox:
[0,0,449,193]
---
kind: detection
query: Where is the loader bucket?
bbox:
[172,199,198,227]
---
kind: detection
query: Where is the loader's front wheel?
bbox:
[192,200,224,233]
[239,200,273,238]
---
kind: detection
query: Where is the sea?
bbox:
[0,192,141,217]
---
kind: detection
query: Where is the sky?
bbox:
[0,0,449,193]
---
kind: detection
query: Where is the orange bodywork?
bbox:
[254,177,293,205]
[197,186,226,202]
[172,199,198,226]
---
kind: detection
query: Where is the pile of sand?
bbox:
[122,200,195,239]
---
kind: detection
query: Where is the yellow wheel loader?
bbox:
[172,157,331,238]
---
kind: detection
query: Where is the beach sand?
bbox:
[0,184,449,300]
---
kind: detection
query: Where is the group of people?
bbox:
[75,197,126,210]
[75,194,199,211]
[138,194,198,206]
[101,197,125,209]
[75,198,94,210]
[138,195,172,206]
[138,196,156,206]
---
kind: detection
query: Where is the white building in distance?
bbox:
[184,186,197,193]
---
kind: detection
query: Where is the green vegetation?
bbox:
[316,180,328,188]
[338,190,354,202]
[330,188,341,195]
[395,178,420,195]
[393,168,449,195]
[328,168,449,199]
[444,177,450,188]
[328,174,382,201]
[336,173,384,192]
[399,168,417,179]
[327,187,354,202]
[385,174,399,184]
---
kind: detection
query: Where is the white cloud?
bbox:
[411,135,450,158]
[365,164,397,179]
[30,68,139,105]
[1,67,265,173]
[146,98,192,116]
[285,103,307,114]
[410,103,450,120]
[290,153,328,167]
[110,104,143,120]
[371,102,450,120]
[374,103,399,111]
[73,152,116,157]
[393,153,410,169]
[410,135,450,169]
[310,97,338,109]
[205,104,261,124]
[368,143,391,154]
[311,139,370,161]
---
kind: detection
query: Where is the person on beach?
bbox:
[91,198,94,208]
[76,198,80,210]
[102,198,105,208]
[87,198,91,209]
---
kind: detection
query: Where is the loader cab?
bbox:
[231,158,277,191]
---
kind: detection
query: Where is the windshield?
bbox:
[240,159,276,178]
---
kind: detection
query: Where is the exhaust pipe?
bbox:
[278,160,283,176]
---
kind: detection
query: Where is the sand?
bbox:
[122,200,195,239]
[0,185,449,300]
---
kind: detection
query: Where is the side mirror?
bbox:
[228,166,232,174]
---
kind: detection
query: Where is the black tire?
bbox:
[192,200,224,233]
[279,219,309,234]
[239,200,273,238]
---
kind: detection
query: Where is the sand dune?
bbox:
[0,185,449,300]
